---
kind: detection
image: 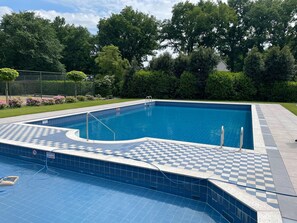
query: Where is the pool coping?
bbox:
[0,99,282,222]
[0,135,281,223]
[19,99,264,153]
[257,104,297,222]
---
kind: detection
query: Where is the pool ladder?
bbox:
[220,126,244,150]
[86,112,116,141]
[145,96,153,106]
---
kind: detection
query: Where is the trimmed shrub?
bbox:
[8,97,22,108]
[126,70,178,99]
[1,80,94,97]
[264,46,295,83]
[178,71,197,99]
[0,68,19,103]
[244,47,264,83]
[105,95,113,99]
[232,73,257,101]
[206,71,256,101]
[42,98,55,105]
[86,95,95,100]
[0,101,7,109]
[94,75,114,97]
[206,72,234,100]
[67,70,87,97]
[26,97,41,106]
[258,82,297,102]
[53,95,65,104]
[77,95,87,101]
[65,96,77,103]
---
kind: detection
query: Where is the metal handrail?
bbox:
[86,112,116,141]
[145,96,153,105]
[239,127,244,151]
[220,126,224,148]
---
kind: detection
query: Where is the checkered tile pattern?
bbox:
[0,123,278,208]
[120,140,278,208]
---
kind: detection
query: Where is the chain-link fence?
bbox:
[0,70,95,97]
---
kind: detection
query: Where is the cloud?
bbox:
[0,0,203,33]
[0,6,13,18]
[0,6,99,33]
[34,10,100,33]
[46,0,198,20]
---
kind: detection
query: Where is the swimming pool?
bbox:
[34,101,254,149]
[0,155,229,223]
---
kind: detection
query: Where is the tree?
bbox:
[188,47,219,98]
[97,6,158,63]
[245,0,282,50]
[214,2,240,71]
[264,46,295,83]
[286,0,297,59]
[223,0,252,71]
[189,48,218,81]
[244,47,265,83]
[66,70,87,97]
[173,54,189,78]
[0,68,19,103]
[178,71,197,99]
[160,1,217,54]
[95,75,115,97]
[149,52,174,75]
[0,12,64,72]
[122,57,140,97]
[95,45,130,95]
[52,17,95,74]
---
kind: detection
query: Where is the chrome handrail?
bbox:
[145,96,153,105]
[86,112,116,141]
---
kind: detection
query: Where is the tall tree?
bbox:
[0,12,64,72]
[97,6,158,63]
[244,47,265,83]
[225,0,252,71]
[149,52,174,75]
[95,45,130,94]
[245,0,282,50]
[284,0,297,59]
[160,1,217,54]
[188,47,219,97]
[52,17,95,74]
[173,54,189,78]
[264,46,295,82]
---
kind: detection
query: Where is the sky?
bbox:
[0,0,198,34]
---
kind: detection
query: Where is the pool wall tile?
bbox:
[0,144,257,223]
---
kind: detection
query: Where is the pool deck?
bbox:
[259,104,297,223]
[0,100,296,222]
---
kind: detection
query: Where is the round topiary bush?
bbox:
[66,71,87,97]
[0,68,19,104]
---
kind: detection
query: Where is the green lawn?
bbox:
[281,103,297,116]
[0,99,136,118]
[0,98,295,118]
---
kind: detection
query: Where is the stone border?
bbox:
[20,99,262,152]
[257,105,297,222]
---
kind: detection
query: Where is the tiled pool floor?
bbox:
[0,155,228,223]
[0,122,278,208]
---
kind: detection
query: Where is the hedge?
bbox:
[125,70,179,99]
[258,82,297,102]
[205,71,256,101]
[0,80,94,96]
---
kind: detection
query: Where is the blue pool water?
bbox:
[61,102,253,149]
[0,155,228,223]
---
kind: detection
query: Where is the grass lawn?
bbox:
[0,98,295,118]
[281,103,297,116]
[0,99,136,118]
